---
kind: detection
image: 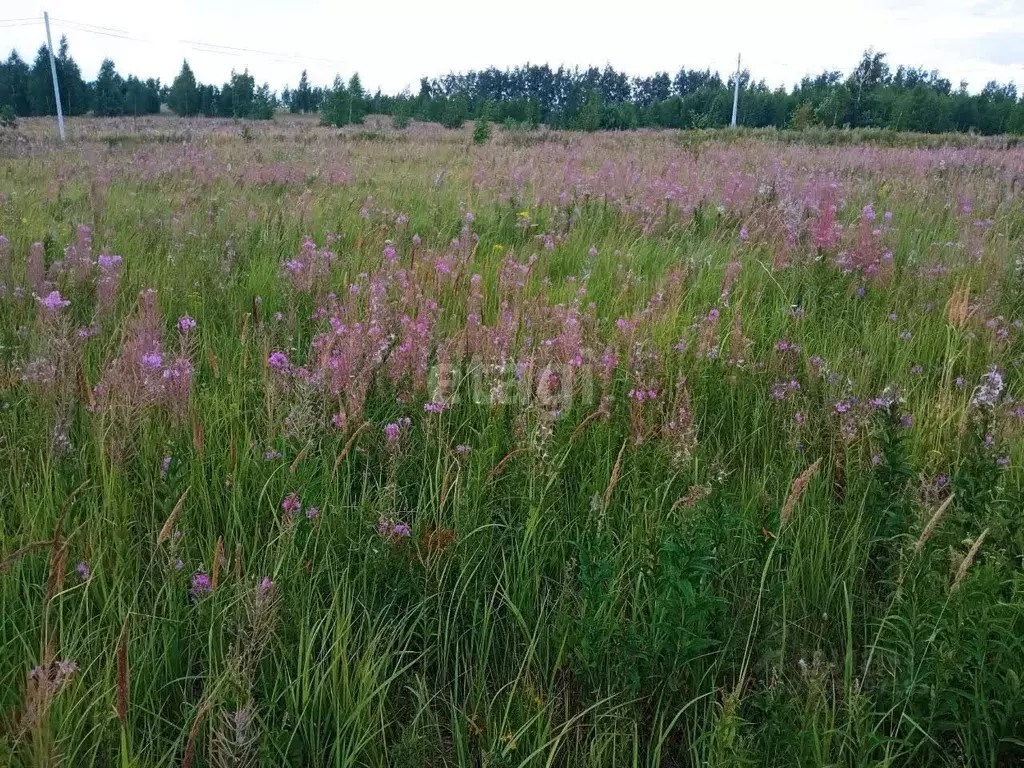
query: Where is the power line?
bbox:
[181,39,343,67]
[49,16,129,34]
[55,25,137,41]
[25,15,346,70]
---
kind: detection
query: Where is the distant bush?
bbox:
[501,118,535,133]
[472,115,492,145]
[349,130,388,142]
[441,95,468,129]
[0,105,16,129]
[671,125,1008,151]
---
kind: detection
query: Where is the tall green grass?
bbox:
[0,117,1022,766]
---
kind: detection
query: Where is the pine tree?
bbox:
[321,76,350,127]
[295,70,312,113]
[29,46,55,116]
[347,72,365,124]
[57,36,89,116]
[168,60,199,116]
[576,91,603,131]
[251,83,276,119]
[472,99,493,144]
[0,51,31,116]
[441,94,468,129]
[93,58,124,116]
[228,70,255,118]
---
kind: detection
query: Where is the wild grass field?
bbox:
[1,115,1022,767]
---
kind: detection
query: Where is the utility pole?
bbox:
[733,53,741,128]
[44,12,65,141]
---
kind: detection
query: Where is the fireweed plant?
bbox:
[0,115,1022,766]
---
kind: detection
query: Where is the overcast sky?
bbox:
[3,0,1023,95]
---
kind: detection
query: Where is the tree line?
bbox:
[0,36,278,121]
[385,52,1024,135]
[0,37,161,118]
[2,35,1023,135]
[166,61,275,119]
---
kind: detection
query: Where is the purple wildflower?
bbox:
[971,367,1004,409]
[76,562,90,581]
[140,352,163,372]
[305,506,320,520]
[37,290,70,313]
[281,493,301,516]
[191,570,212,596]
[267,351,290,370]
[177,315,196,334]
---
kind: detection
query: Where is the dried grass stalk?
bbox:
[211,536,224,590]
[945,283,971,328]
[602,439,629,509]
[914,494,955,553]
[334,422,370,472]
[117,620,129,725]
[158,489,190,545]
[952,528,988,592]
[489,448,528,480]
[780,459,821,528]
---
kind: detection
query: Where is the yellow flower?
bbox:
[517,210,530,218]
[493,244,504,251]
[21,217,28,224]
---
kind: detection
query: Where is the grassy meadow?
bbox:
[1,115,1023,766]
